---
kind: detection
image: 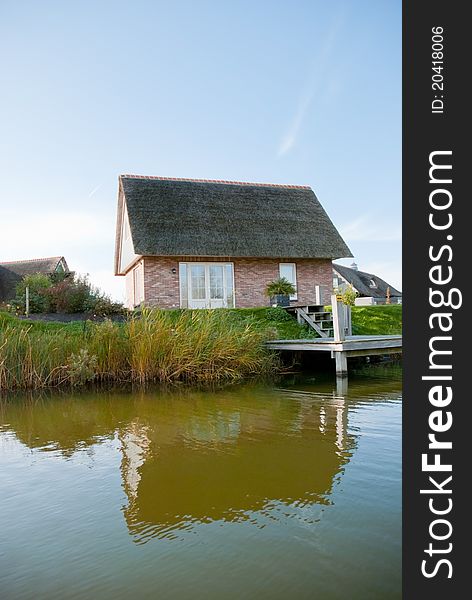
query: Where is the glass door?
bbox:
[183,263,234,309]
[209,265,225,308]
[189,264,207,309]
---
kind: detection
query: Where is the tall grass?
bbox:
[0,309,277,390]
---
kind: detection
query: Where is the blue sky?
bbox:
[0,0,401,300]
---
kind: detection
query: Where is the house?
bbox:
[0,256,69,303]
[114,175,352,309]
[333,262,402,305]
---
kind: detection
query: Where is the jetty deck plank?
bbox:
[266,335,402,351]
[270,296,401,377]
[265,335,402,376]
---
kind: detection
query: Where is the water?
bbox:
[0,370,402,599]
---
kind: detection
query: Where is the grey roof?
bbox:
[0,257,68,302]
[0,266,18,302]
[116,175,352,272]
[333,263,402,298]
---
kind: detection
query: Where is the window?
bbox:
[279,263,297,300]
[133,264,143,306]
[369,279,377,288]
[179,262,235,308]
[190,265,206,300]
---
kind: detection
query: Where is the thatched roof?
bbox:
[333,263,402,298]
[0,256,69,302]
[115,175,352,273]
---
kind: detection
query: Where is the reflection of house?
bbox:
[119,396,352,543]
[333,262,402,305]
[120,422,151,500]
[2,386,365,544]
[0,256,70,302]
[114,175,352,309]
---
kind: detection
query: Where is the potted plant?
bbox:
[265,277,296,307]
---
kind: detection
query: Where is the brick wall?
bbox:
[142,257,181,308]
[138,256,334,308]
[234,258,333,307]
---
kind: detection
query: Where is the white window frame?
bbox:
[179,262,235,308]
[279,262,297,301]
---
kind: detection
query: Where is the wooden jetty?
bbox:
[266,295,402,377]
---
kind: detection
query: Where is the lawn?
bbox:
[351,305,402,335]
[226,305,403,338]
[1,304,402,339]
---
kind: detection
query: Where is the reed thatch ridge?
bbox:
[115,175,352,274]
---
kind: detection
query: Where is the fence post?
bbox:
[345,304,352,336]
[25,286,30,318]
[331,294,345,342]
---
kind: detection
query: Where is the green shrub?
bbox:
[334,285,358,306]
[45,275,92,313]
[43,274,126,315]
[88,295,127,317]
[12,272,126,316]
[265,307,294,322]
[15,273,52,313]
[68,348,98,385]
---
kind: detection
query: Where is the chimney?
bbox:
[350,261,358,271]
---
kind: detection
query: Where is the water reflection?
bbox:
[0,373,401,546]
[120,398,353,542]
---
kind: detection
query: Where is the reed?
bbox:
[0,309,277,390]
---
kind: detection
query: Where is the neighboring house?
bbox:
[0,256,69,303]
[333,262,402,305]
[114,175,352,309]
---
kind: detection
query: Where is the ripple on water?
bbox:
[0,373,402,599]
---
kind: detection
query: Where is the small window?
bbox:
[369,279,377,288]
[279,263,297,300]
[333,276,339,289]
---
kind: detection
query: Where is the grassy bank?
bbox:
[351,305,402,335]
[0,310,277,390]
[0,305,402,391]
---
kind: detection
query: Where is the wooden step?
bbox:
[292,307,331,338]
[308,311,332,319]
[285,304,326,313]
